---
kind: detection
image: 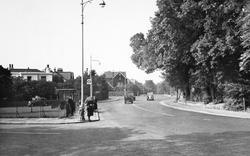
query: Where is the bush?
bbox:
[223,98,244,111]
[223,83,250,111]
[203,94,212,104]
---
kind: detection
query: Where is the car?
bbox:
[124,92,135,104]
[124,95,134,104]
[147,92,154,101]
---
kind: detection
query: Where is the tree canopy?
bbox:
[0,66,12,100]
[130,0,250,106]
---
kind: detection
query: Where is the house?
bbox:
[103,71,127,91]
[9,64,74,82]
[103,71,129,96]
[53,68,74,82]
[9,64,53,82]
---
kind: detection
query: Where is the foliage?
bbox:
[144,80,156,93]
[127,81,142,96]
[0,66,12,100]
[63,70,109,100]
[12,78,57,101]
[92,74,109,100]
[52,75,64,83]
[130,0,249,107]
[156,81,170,94]
[239,2,250,73]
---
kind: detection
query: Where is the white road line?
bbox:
[132,104,175,117]
[0,132,61,135]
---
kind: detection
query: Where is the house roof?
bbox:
[104,71,126,79]
[10,69,41,72]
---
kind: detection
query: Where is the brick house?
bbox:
[103,71,128,95]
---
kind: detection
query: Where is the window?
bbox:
[41,76,46,81]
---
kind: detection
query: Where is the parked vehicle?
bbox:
[147,92,154,101]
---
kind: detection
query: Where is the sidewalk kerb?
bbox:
[160,100,250,119]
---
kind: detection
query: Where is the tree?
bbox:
[127,81,142,96]
[240,2,250,73]
[52,75,64,83]
[130,0,247,104]
[11,78,57,101]
[130,0,198,100]
[144,80,156,93]
[156,81,170,94]
[69,71,109,100]
[34,81,57,99]
[93,75,109,100]
[0,66,12,100]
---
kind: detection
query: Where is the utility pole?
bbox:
[79,0,106,121]
[90,56,93,97]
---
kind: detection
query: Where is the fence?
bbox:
[0,100,73,118]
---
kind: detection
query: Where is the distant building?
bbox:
[103,71,127,91]
[8,64,74,82]
[9,64,53,82]
[53,68,74,82]
[103,71,130,96]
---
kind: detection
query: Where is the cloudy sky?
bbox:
[0,0,163,83]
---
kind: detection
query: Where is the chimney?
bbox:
[8,64,14,69]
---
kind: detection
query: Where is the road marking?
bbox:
[0,132,61,135]
[132,104,175,117]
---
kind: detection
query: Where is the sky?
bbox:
[0,0,163,84]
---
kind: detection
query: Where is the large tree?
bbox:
[240,2,250,73]
[130,0,247,104]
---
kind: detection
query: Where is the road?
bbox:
[1,95,250,156]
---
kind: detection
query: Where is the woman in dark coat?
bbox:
[85,97,94,121]
[68,98,75,116]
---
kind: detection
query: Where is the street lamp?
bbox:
[90,56,101,97]
[80,0,105,120]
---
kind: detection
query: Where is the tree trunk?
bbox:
[185,85,190,101]
[175,87,179,102]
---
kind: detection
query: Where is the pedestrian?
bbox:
[65,99,71,117]
[85,96,94,121]
[93,96,98,110]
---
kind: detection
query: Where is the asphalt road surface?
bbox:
[1,95,250,156]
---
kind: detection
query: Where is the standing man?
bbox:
[68,97,75,116]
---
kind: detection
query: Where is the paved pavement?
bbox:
[161,95,250,119]
[0,97,121,124]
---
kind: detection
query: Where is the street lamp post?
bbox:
[80,0,105,120]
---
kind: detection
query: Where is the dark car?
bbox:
[124,95,134,104]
